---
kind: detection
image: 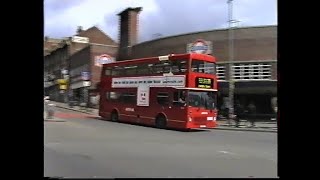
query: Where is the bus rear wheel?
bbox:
[111,111,119,122]
[155,115,167,129]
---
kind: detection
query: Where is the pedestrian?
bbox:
[247,102,256,127]
[271,97,277,121]
[234,102,244,128]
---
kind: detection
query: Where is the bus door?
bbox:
[164,90,188,127]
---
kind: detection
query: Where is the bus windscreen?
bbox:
[188,91,217,110]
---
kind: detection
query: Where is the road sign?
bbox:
[63,75,69,80]
[61,69,68,75]
[81,71,90,81]
[187,39,212,54]
[83,81,91,87]
[72,36,89,43]
[57,79,67,84]
[95,54,114,67]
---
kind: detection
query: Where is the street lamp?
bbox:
[227,0,239,125]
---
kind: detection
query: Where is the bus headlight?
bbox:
[207,117,216,121]
[188,116,192,121]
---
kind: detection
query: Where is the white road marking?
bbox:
[218,150,235,155]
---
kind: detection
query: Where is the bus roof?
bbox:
[103,53,215,67]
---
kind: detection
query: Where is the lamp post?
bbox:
[227,0,239,125]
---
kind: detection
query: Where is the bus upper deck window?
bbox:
[171,60,187,73]
[105,68,112,75]
[111,69,118,76]
[192,59,216,75]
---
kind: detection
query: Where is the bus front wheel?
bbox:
[111,111,119,122]
[155,115,167,129]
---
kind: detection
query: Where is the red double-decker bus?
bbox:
[99,53,218,130]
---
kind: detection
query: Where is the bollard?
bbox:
[44,102,55,119]
[47,106,54,119]
[44,111,48,120]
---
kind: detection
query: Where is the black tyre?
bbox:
[155,115,167,129]
[111,111,119,122]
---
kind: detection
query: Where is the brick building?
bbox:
[116,7,277,118]
[44,37,67,56]
[44,26,118,104]
[68,42,118,107]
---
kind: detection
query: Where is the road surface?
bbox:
[44,107,278,178]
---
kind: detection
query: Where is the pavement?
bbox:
[48,101,277,133]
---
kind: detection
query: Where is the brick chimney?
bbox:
[77,26,83,34]
[117,7,142,61]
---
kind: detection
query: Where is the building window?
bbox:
[70,64,89,77]
[232,63,271,80]
[216,65,226,81]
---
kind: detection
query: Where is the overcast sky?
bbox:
[44,0,277,43]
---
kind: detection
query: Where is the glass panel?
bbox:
[173,90,187,106]
[106,92,121,101]
[121,92,136,104]
[171,60,188,73]
[105,68,112,75]
[137,63,151,75]
[157,92,169,105]
[188,91,217,110]
[191,59,216,75]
